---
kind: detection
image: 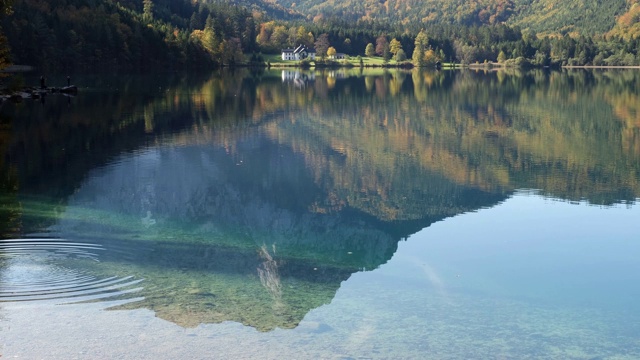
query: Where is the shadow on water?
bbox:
[0,68,639,331]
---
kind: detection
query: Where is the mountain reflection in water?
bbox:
[0,69,638,333]
[40,134,501,330]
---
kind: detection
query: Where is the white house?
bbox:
[281,45,316,61]
[329,53,346,60]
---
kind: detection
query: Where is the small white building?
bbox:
[329,53,346,60]
[281,45,316,61]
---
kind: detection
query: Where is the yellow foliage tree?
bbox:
[423,49,438,65]
[389,38,402,56]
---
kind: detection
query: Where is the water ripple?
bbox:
[0,238,143,304]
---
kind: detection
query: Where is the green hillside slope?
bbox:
[511,0,627,35]
[276,0,628,35]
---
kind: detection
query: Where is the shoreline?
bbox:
[268,63,640,70]
[1,63,638,101]
[3,62,639,75]
[0,85,78,103]
[467,63,640,70]
[562,65,640,69]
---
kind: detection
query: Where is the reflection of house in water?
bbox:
[327,70,347,79]
[282,70,315,88]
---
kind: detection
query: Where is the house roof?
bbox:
[281,45,316,54]
[297,45,316,53]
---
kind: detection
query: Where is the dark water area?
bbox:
[0,68,639,359]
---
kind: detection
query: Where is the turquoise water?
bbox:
[1,69,639,358]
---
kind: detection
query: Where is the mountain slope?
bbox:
[512,0,627,35]
[608,0,640,39]
[275,0,628,35]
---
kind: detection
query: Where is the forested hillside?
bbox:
[0,0,638,71]
[0,0,273,71]
[275,0,628,35]
[511,0,626,35]
[608,0,640,39]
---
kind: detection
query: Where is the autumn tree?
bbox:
[202,15,219,57]
[389,38,402,57]
[327,46,337,58]
[365,43,375,57]
[423,49,438,65]
[256,22,273,48]
[287,26,299,46]
[288,26,314,47]
[412,29,429,67]
[220,38,244,65]
[305,32,315,47]
[454,40,479,64]
[314,33,330,59]
[375,35,388,56]
[497,50,507,63]
[298,27,310,45]
[270,25,288,48]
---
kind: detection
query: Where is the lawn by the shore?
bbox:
[263,54,411,67]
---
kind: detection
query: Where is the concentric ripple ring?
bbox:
[0,238,143,303]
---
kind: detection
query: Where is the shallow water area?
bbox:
[1,68,640,358]
[2,196,639,359]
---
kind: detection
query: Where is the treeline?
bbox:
[0,0,639,72]
[424,24,640,67]
[256,20,640,67]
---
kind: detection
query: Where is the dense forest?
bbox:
[273,0,627,35]
[0,0,638,71]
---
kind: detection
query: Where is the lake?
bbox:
[1,68,639,359]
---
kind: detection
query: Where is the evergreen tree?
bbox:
[343,38,352,54]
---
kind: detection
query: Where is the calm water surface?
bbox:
[0,69,639,359]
